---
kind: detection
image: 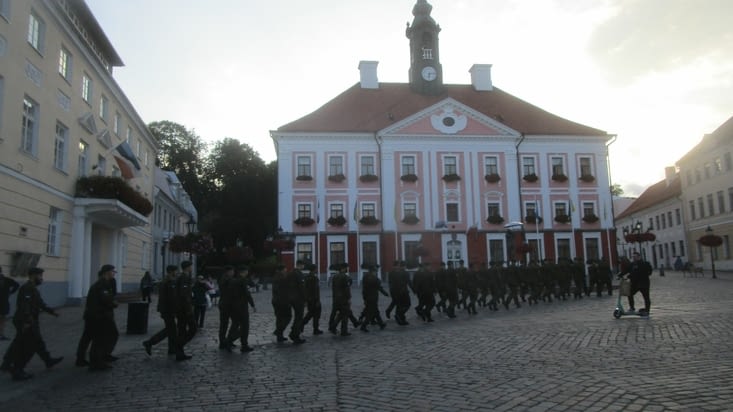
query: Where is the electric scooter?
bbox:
[613,275,649,319]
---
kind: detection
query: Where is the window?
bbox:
[525,202,538,218]
[403,202,417,218]
[675,208,681,225]
[707,194,714,216]
[667,211,673,227]
[329,155,344,176]
[698,197,705,218]
[297,156,311,178]
[585,238,600,261]
[360,156,375,176]
[556,238,571,260]
[729,188,733,213]
[704,163,711,179]
[401,156,416,175]
[362,241,378,268]
[27,11,45,52]
[695,168,701,183]
[715,158,723,174]
[361,203,376,218]
[114,112,121,135]
[488,239,505,263]
[485,156,498,175]
[656,215,660,230]
[21,97,38,155]
[487,202,500,218]
[53,122,68,171]
[522,157,536,175]
[725,153,732,172]
[97,154,106,175]
[579,157,593,176]
[551,156,564,176]
[136,139,141,157]
[329,203,343,218]
[78,141,89,177]
[82,74,92,103]
[58,47,72,81]
[330,242,346,266]
[446,203,459,222]
[689,200,696,220]
[679,240,685,257]
[297,243,313,264]
[724,236,731,260]
[444,156,457,175]
[297,204,312,219]
[46,208,62,256]
[99,95,108,122]
[144,150,149,167]
[554,202,568,218]
[661,213,666,229]
[0,0,9,20]
[126,127,133,145]
[671,242,677,257]
[582,202,595,218]
[718,191,726,214]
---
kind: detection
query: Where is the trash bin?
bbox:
[126,302,149,334]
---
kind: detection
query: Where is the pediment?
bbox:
[380,98,519,137]
[78,112,98,135]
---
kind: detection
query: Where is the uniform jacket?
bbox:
[84,278,116,322]
[157,275,179,316]
[14,281,55,325]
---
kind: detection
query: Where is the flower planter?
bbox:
[524,215,543,224]
[295,175,313,181]
[294,217,315,226]
[359,216,380,226]
[484,173,501,183]
[327,174,346,183]
[487,215,505,225]
[523,174,539,183]
[327,215,346,226]
[582,214,599,223]
[400,174,418,183]
[554,215,571,224]
[551,174,568,182]
[401,215,420,225]
[75,176,153,216]
[359,174,378,183]
[442,173,461,183]
[579,174,596,183]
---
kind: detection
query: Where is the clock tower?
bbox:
[406,0,444,96]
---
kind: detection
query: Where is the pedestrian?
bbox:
[618,251,653,315]
[302,263,324,335]
[330,263,354,336]
[392,261,413,325]
[413,262,436,321]
[217,266,235,350]
[138,271,153,303]
[176,260,197,349]
[285,261,307,344]
[360,264,388,331]
[271,264,291,342]
[85,264,119,371]
[192,275,210,328]
[1,267,63,381]
[0,266,20,340]
[142,265,192,361]
[223,266,256,352]
[76,265,119,367]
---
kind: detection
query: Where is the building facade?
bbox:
[0,0,157,305]
[272,0,616,279]
[677,116,733,271]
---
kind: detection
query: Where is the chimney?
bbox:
[664,166,676,186]
[469,64,493,91]
[358,61,379,89]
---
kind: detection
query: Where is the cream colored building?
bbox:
[0,0,157,306]
[677,116,733,272]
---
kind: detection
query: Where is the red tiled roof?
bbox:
[616,175,681,220]
[278,83,607,136]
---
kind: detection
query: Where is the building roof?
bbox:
[677,115,733,164]
[616,175,681,220]
[63,0,124,67]
[277,83,607,136]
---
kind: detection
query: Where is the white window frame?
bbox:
[58,47,72,82]
[99,95,108,122]
[360,155,375,176]
[484,156,498,175]
[97,154,106,176]
[401,155,416,175]
[114,112,121,135]
[126,127,133,145]
[579,156,594,177]
[78,140,89,177]
[444,155,457,175]
[296,155,312,178]
[328,155,344,176]
[82,74,92,103]
[522,156,536,176]
[46,207,62,256]
[27,11,45,52]
[21,96,38,156]
[54,122,68,172]
[551,156,565,176]
[554,201,569,218]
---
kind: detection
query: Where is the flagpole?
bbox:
[394,197,399,264]
[316,199,321,278]
[535,195,541,261]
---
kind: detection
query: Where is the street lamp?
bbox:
[700,226,722,279]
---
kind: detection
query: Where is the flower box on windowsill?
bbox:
[582,214,599,223]
[580,174,596,183]
[294,217,315,226]
[484,173,501,183]
[524,215,543,224]
[359,216,380,226]
[442,173,461,183]
[400,174,418,183]
[75,176,153,216]
[486,215,505,225]
[554,214,571,224]
[295,175,313,181]
[327,174,346,183]
[523,173,539,183]
[551,174,568,182]
[327,215,346,226]
[401,215,420,225]
[359,174,378,183]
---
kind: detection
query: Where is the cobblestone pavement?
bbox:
[1,270,733,411]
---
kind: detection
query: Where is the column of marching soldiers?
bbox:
[1,256,615,380]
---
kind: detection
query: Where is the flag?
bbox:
[568,197,575,213]
[353,201,360,222]
[113,141,141,179]
[316,200,320,224]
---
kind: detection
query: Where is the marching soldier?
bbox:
[302,263,324,335]
[143,265,191,361]
[444,261,459,318]
[503,261,521,309]
[487,261,504,311]
[285,261,307,344]
[587,259,600,297]
[434,262,449,312]
[224,266,256,352]
[2,267,63,380]
[360,264,388,331]
[392,261,413,325]
[271,265,291,342]
[598,257,613,296]
[330,263,354,336]
[463,263,479,315]
[413,263,436,322]
[85,264,119,371]
[176,261,197,350]
[384,261,401,319]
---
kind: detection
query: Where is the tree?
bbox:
[610,184,624,196]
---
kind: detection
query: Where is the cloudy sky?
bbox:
[86,0,733,196]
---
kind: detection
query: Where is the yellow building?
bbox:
[0,0,157,305]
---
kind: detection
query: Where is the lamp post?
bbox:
[186,215,197,261]
[700,226,722,279]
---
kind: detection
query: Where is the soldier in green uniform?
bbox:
[503,261,521,309]
[598,257,613,296]
[143,265,191,361]
[224,266,256,352]
[330,263,354,336]
[587,259,600,297]
[85,264,118,371]
[413,263,435,322]
[444,261,459,318]
[360,264,388,331]
[176,261,197,350]
[392,261,414,325]
[384,260,401,319]
[434,262,448,312]
[487,261,503,311]
[302,263,323,335]
[286,261,307,344]
[271,265,291,342]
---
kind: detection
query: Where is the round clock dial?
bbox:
[421,66,437,81]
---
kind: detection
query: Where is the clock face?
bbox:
[421,66,437,81]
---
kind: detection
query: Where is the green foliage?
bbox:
[610,184,624,196]
[75,176,153,216]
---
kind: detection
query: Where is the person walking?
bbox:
[1,267,63,381]
[271,265,291,342]
[176,261,197,349]
[192,275,210,328]
[217,266,235,349]
[223,266,256,352]
[140,271,153,303]
[619,251,653,315]
[330,263,354,336]
[302,263,323,335]
[360,264,388,331]
[285,261,307,344]
[143,265,191,361]
[0,267,19,340]
[85,264,119,371]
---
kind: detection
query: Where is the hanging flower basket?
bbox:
[580,174,596,183]
[442,173,461,183]
[487,215,505,225]
[551,174,568,182]
[359,216,380,226]
[328,174,346,183]
[359,174,378,183]
[168,235,188,253]
[400,174,418,183]
[582,214,599,223]
[624,232,656,243]
[295,175,313,181]
[524,215,543,224]
[523,173,539,183]
[327,215,346,226]
[699,234,723,247]
[294,217,315,226]
[484,173,501,183]
[168,233,214,255]
[401,215,420,225]
[554,214,571,224]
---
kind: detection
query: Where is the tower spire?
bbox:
[406,0,443,95]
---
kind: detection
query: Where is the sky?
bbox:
[85,0,733,197]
